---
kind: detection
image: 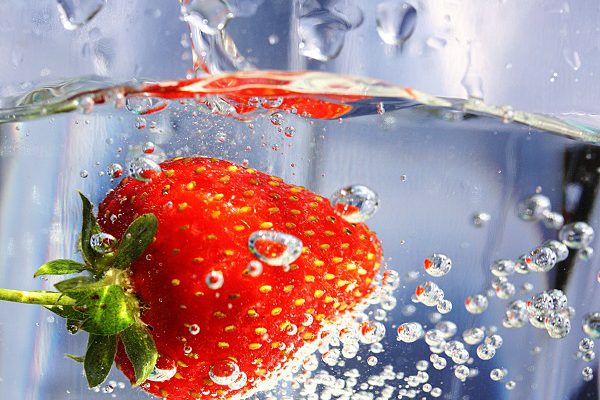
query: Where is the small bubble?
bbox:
[397,322,423,343]
[188,324,200,335]
[455,365,469,381]
[505,380,516,390]
[125,96,168,115]
[268,34,279,45]
[463,327,485,345]
[583,312,600,339]
[143,141,155,154]
[80,169,89,178]
[437,299,452,314]
[543,240,569,262]
[128,157,162,182]
[283,126,295,138]
[529,247,557,272]
[270,112,284,126]
[490,259,515,277]
[583,367,594,381]
[579,247,594,261]
[415,281,444,307]
[477,344,496,360]
[135,116,147,129]
[472,212,491,227]
[245,260,263,277]
[490,368,507,381]
[77,96,94,114]
[205,270,224,290]
[367,356,378,366]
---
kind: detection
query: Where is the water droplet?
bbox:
[209,359,241,385]
[90,232,117,254]
[297,1,363,61]
[128,157,162,182]
[559,222,594,249]
[376,0,417,46]
[181,0,233,35]
[125,96,168,116]
[245,260,263,277]
[583,312,600,339]
[188,324,200,335]
[397,322,423,343]
[518,194,551,221]
[330,185,379,223]
[57,0,106,30]
[423,254,452,277]
[490,259,515,277]
[490,368,507,381]
[248,230,303,267]
[205,270,224,290]
[80,169,89,178]
[465,294,488,314]
[107,163,123,179]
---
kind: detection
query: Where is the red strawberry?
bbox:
[98,157,382,399]
[0,156,381,400]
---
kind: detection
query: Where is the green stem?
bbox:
[0,288,76,306]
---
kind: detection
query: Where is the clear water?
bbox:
[2,1,600,400]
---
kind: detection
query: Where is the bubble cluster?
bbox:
[526,290,572,338]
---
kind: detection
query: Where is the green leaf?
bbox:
[34,259,87,278]
[44,305,86,321]
[84,334,117,388]
[66,284,137,335]
[111,214,158,270]
[54,276,95,292]
[65,353,84,363]
[79,192,102,266]
[121,322,158,385]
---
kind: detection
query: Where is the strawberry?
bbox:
[0,156,382,400]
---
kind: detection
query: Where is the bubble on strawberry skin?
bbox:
[330,184,380,223]
[209,359,241,386]
[228,371,247,390]
[245,260,263,277]
[147,362,177,382]
[248,230,303,267]
[90,232,117,254]
[205,270,224,290]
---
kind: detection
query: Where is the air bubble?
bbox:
[559,222,594,249]
[423,254,452,277]
[543,240,569,262]
[465,294,488,314]
[415,281,444,307]
[376,0,417,46]
[437,299,452,314]
[397,322,423,343]
[454,365,469,381]
[463,327,485,345]
[245,260,263,277]
[107,163,123,179]
[476,344,496,360]
[330,185,380,223]
[205,270,224,290]
[490,368,507,381]
[490,259,515,277]
[529,247,557,272]
[128,157,162,182]
[579,247,594,261]
[209,359,241,386]
[583,312,600,338]
[188,324,200,335]
[248,230,303,267]
[125,96,168,115]
[518,194,551,221]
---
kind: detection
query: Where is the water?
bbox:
[2,2,600,400]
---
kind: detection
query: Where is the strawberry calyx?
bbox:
[0,192,159,388]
